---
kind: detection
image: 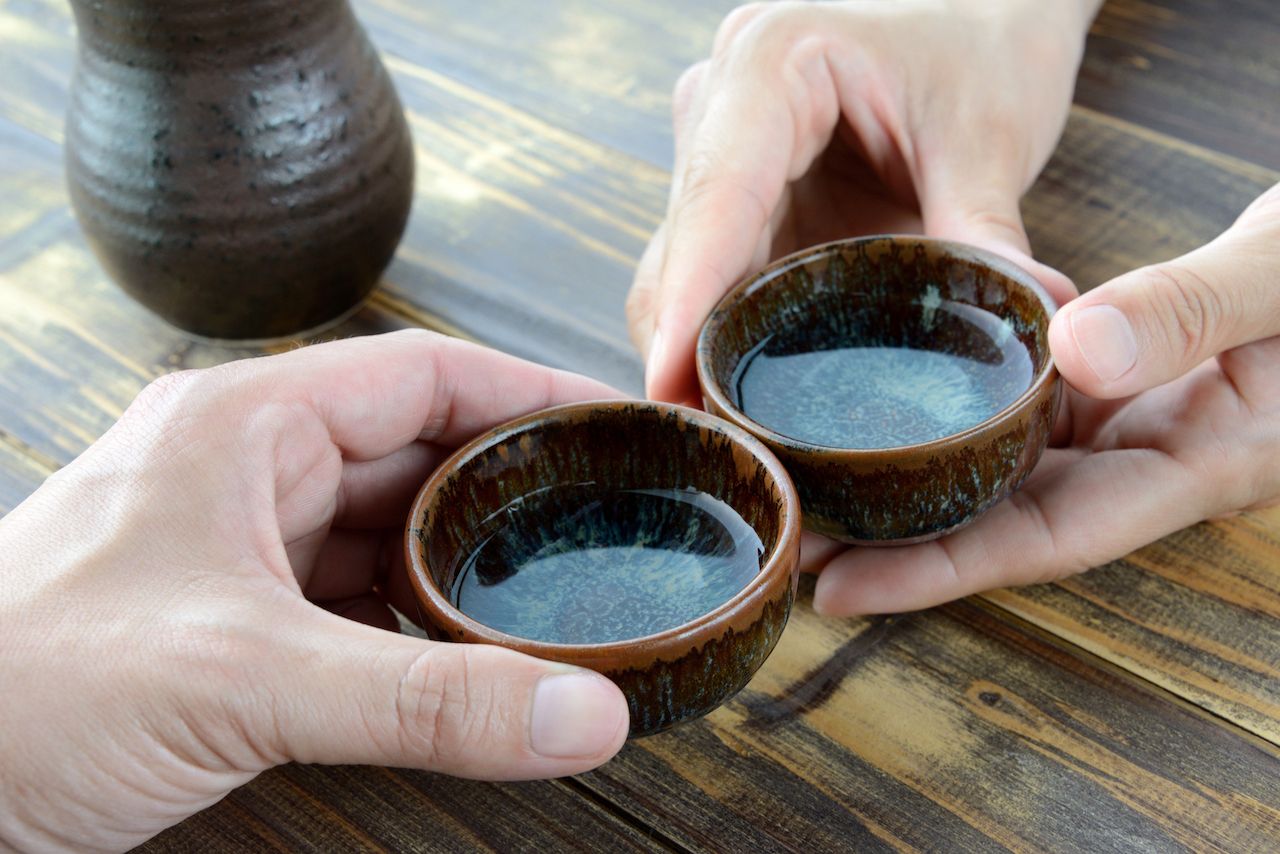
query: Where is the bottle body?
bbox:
[65,0,414,339]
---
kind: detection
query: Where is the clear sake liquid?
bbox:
[733,303,1033,449]
[450,484,764,644]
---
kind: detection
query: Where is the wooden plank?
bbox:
[987,507,1280,745]
[12,54,1271,428]
[1,0,1278,751]
[576,585,1280,852]
[143,765,672,853]
[354,0,733,169]
[13,0,1275,190]
[355,0,1280,178]
[0,219,437,468]
[140,583,1280,852]
[1024,107,1277,292]
[1079,0,1280,171]
[0,121,65,250]
[2,0,1279,850]
[0,0,74,145]
[0,434,55,514]
[374,54,661,392]
[0,1,659,394]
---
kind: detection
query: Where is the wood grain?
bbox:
[139,581,1280,853]
[988,507,1280,744]
[3,0,1277,739]
[620,582,1280,852]
[145,765,675,853]
[354,0,732,169]
[1025,107,1277,292]
[0,434,55,515]
[353,0,1280,179]
[1,0,1278,850]
[1079,0,1280,171]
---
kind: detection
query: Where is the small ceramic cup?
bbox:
[405,400,801,737]
[697,235,1060,545]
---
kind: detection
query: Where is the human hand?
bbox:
[0,331,630,852]
[629,0,1100,404]
[809,183,1280,615]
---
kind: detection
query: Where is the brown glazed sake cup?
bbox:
[697,236,1060,545]
[405,401,801,737]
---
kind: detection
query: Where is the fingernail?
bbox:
[645,328,665,397]
[1068,305,1138,384]
[530,672,627,758]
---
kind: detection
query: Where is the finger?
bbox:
[238,330,621,460]
[626,60,711,359]
[799,433,1089,581]
[711,3,772,56]
[919,155,1077,308]
[268,611,629,779]
[798,530,845,576]
[1050,192,1280,398]
[626,221,669,356]
[335,441,442,528]
[1218,324,1280,415]
[646,28,840,403]
[671,61,710,163]
[811,446,1208,616]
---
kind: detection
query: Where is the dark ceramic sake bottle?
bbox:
[65,0,415,339]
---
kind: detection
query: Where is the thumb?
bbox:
[1050,188,1280,398]
[267,613,629,780]
[920,166,1077,308]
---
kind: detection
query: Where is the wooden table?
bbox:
[3,0,1278,849]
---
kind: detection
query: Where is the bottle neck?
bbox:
[69,0,353,70]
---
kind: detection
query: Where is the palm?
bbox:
[270,418,441,632]
[802,334,1280,620]
[769,130,922,261]
[1052,341,1279,515]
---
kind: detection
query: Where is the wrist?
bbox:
[949,0,1101,43]
[953,0,1097,89]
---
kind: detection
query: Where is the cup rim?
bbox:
[696,234,1060,458]
[403,399,801,657]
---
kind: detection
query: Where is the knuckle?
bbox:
[960,208,1031,251]
[396,646,490,767]
[625,280,653,327]
[128,369,208,424]
[1006,491,1074,584]
[672,61,707,110]
[717,3,813,67]
[391,327,448,348]
[734,12,790,65]
[116,369,235,465]
[714,3,771,54]
[129,612,289,771]
[148,609,260,691]
[678,148,731,210]
[670,150,772,268]
[785,35,838,130]
[1143,264,1229,366]
[1238,181,1280,225]
[676,149,770,232]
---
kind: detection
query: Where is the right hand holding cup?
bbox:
[629,0,1095,404]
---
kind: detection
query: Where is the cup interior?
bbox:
[700,237,1054,449]
[412,402,793,645]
